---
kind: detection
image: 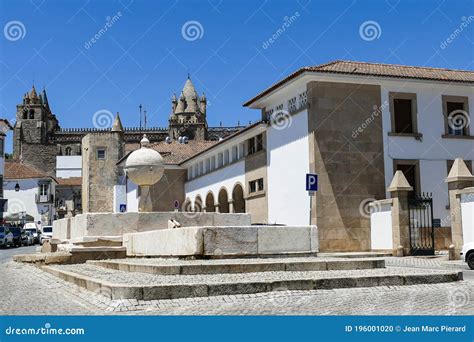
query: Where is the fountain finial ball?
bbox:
[124,134,164,186]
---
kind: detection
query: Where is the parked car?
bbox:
[0,226,13,248]
[9,227,22,247]
[40,226,53,245]
[23,231,35,246]
[24,223,40,244]
[461,242,474,270]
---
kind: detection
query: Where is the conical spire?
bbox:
[446,158,474,182]
[111,112,124,132]
[387,170,413,192]
[42,87,50,109]
[29,85,38,100]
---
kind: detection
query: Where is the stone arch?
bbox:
[194,195,203,212]
[205,191,215,212]
[183,197,193,212]
[218,187,229,213]
[232,183,246,213]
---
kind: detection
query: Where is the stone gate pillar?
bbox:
[387,171,413,256]
[446,158,474,259]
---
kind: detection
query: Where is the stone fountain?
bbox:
[124,135,164,213]
[51,134,317,259]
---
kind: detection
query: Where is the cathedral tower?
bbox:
[13,86,59,173]
[168,76,208,140]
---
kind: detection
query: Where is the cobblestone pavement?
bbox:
[0,259,473,315]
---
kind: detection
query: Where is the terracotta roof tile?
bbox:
[5,160,53,180]
[124,140,218,165]
[56,177,82,186]
[244,60,474,106]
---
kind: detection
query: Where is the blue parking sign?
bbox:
[306,174,318,192]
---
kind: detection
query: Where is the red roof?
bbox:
[4,160,54,180]
[244,60,474,106]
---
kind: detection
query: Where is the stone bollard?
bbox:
[448,244,456,261]
[396,245,404,257]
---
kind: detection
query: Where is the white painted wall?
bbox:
[266,110,310,225]
[126,180,139,212]
[56,156,82,178]
[461,192,474,245]
[4,178,56,224]
[379,81,474,225]
[370,202,393,250]
[185,159,245,204]
[113,185,127,213]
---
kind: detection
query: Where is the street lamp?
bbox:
[14,182,20,192]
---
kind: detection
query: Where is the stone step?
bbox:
[87,257,385,275]
[14,247,127,265]
[317,252,393,258]
[41,263,462,301]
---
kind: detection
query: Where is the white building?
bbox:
[4,160,57,225]
[177,61,474,252]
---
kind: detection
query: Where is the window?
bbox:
[247,137,255,155]
[389,92,418,135]
[0,139,4,156]
[247,134,264,156]
[442,95,470,137]
[39,183,49,196]
[288,97,297,113]
[65,147,72,156]
[29,109,35,119]
[275,104,283,111]
[249,178,264,194]
[298,91,307,108]
[97,149,106,160]
[393,160,420,196]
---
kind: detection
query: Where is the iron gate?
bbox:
[408,194,435,256]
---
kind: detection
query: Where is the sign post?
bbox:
[306,174,318,225]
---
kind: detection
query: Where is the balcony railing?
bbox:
[36,194,54,203]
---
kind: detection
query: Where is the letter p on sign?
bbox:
[306,173,318,192]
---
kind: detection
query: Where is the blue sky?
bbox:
[0,0,473,152]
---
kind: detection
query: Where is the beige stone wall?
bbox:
[307,81,386,252]
[244,136,268,224]
[150,168,186,211]
[82,132,124,213]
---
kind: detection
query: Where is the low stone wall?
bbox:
[53,212,251,240]
[124,225,318,257]
[53,218,71,240]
